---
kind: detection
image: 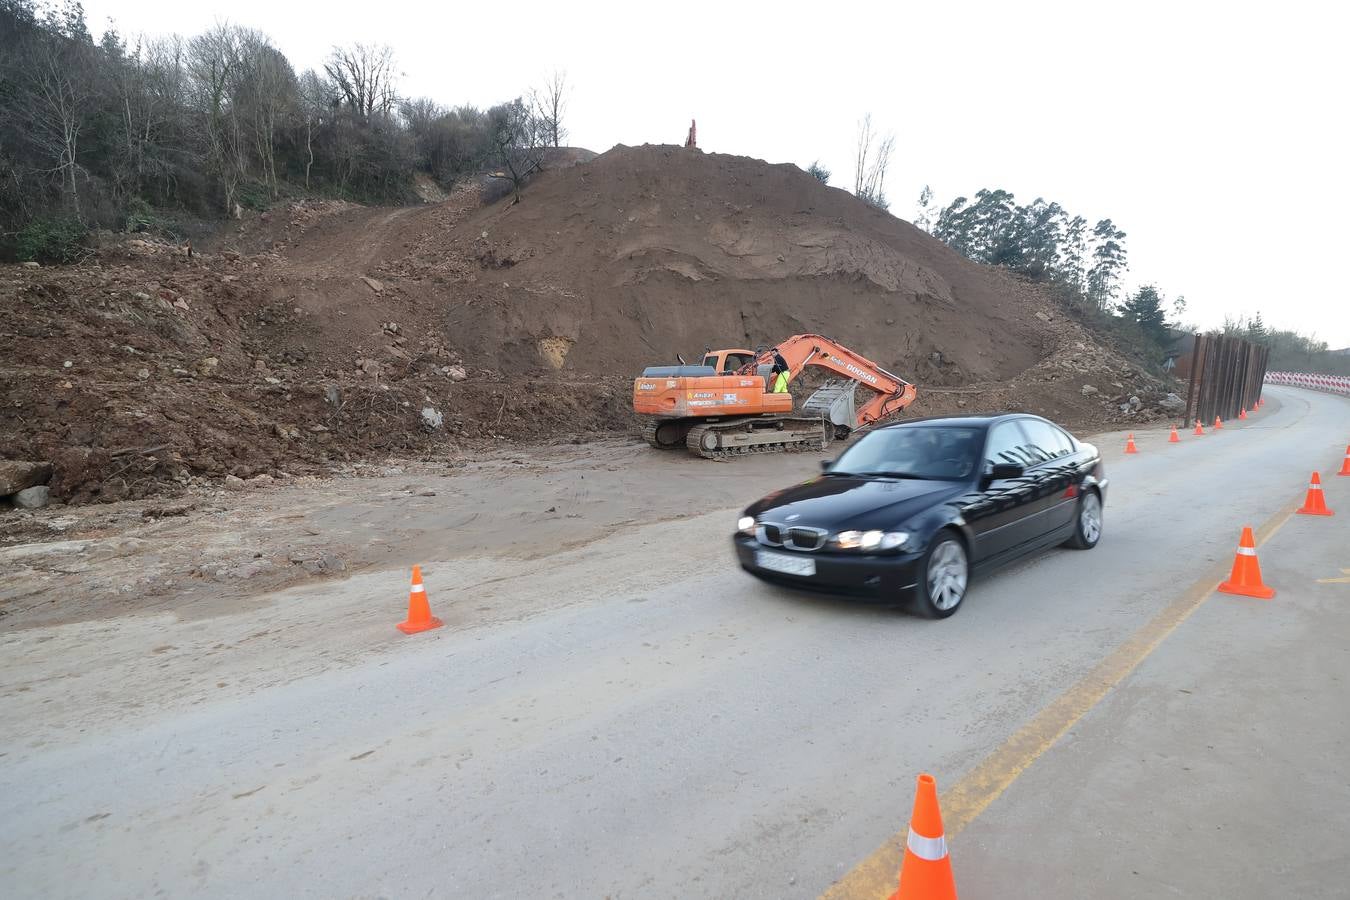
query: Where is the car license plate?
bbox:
[756,549,815,577]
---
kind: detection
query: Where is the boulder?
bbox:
[1159,392,1186,413]
[224,474,246,491]
[14,485,50,509]
[1080,384,1099,397]
[101,477,129,502]
[421,407,444,430]
[304,552,347,575]
[0,460,52,496]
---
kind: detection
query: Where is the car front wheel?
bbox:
[916,532,968,618]
[1065,490,1103,549]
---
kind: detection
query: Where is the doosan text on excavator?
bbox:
[632,334,918,459]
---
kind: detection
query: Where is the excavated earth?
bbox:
[1,144,1171,527]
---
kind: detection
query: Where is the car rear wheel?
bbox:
[916,532,968,618]
[1065,490,1102,549]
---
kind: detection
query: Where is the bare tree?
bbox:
[324,43,398,119]
[186,23,247,212]
[487,97,546,203]
[296,69,331,189]
[237,37,296,198]
[106,36,186,202]
[853,113,895,210]
[530,69,568,148]
[13,31,95,216]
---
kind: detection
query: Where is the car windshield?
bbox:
[829,426,982,480]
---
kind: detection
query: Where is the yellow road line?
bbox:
[821,503,1299,900]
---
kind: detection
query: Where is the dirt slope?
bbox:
[1,145,1170,511]
[379,144,1048,385]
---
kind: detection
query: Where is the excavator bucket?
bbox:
[802,380,858,435]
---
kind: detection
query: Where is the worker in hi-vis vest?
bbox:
[770,349,791,393]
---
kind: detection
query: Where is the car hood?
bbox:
[745,476,968,532]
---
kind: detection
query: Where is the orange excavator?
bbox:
[633,334,918,459]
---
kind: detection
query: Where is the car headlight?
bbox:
[834,530,910,551]
[879,531,910,550]
[737,515,756,535]
[834,530,863,549]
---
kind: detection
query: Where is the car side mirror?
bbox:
[988,462,1025,480]
[819,458,834,472]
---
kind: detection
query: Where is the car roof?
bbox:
[878,412,1026,429]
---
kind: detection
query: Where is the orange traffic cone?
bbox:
[1337,445,1350,477]
[1193,420,1206,436]
[1168,425,1180,443]
[1124,433,1139,454]
[1238,407,1248,420]
[1214,416,1224,429]
[1217,527,1274,600]
[889,773,957,900]
[397,565,443,634]
[1296,472,1334,516]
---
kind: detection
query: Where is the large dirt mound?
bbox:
[2,146,1171,512]
[386,144,1048,385]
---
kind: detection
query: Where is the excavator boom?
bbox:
[632,333,918,459]
[736,334,916,428]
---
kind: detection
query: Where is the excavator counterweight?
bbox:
[632,334,918,459]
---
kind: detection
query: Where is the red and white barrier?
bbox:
[1266,371,1350,397]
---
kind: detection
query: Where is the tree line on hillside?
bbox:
[0,0,568,260]
[912,186,1175,347]
[1222,313,1350,375]
[921,188,1129,310]
[908,185,1345,372]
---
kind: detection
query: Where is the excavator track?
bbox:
[642,419,697,450]
[685,417,829,460]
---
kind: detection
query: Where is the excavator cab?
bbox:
[701,349,757,375]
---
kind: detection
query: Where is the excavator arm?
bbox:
[738,334,917,428]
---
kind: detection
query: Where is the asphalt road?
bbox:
[2,385,1347,899]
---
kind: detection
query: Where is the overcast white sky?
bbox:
[83,0,1350,346]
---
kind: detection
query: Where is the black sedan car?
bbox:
[733,414,1107,618]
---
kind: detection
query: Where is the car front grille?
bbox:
[757,523,827,551]
[786,527,827,551]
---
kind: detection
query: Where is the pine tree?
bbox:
[1120,284,1168,342]
[1021,198,1065,280]
[933,195,975,257]
[1060,215,1088,293]
[1247,311,1269,344]
[915,185,936,233]
[1086,219,1128,310]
